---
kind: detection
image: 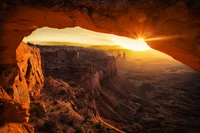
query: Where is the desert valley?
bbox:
[13,42,199,133]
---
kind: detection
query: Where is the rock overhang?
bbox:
[0,0,200,71]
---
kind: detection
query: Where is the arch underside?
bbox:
[0,0,200,87]
[1,1,200,71]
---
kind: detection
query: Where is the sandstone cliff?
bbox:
[0,42,44,133]
[38,45,117,83]
[27,45,126,133]
[14,42,44,106]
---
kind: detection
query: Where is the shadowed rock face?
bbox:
[37,45,117,83]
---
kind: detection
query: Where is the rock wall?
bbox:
[0,42,44,132]
[38,45,117,83]
[7,42,44,106]
[97,56,117,81]
[80,57,117,99]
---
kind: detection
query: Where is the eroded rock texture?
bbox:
[38,45,117,83]
[15,42,44,103]
[2,42,44,107]
[0,86,33,133]
[0,42,44,133]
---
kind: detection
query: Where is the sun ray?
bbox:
[145,36,179,42]
[111,35,151,51]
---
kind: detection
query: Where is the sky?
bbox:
[23,26,151,51]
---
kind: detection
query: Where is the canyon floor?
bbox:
[29,44,200,133]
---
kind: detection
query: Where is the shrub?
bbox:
[68,120,74,126]
[75,127,82,133]
[95,122,102,129]
[57,106,61,110]
[39,120,57,133]
[59,113,68,124]
[57,89,67,95]
[30,103,45,118]
[53,100,58,105]
[106,127,111,132]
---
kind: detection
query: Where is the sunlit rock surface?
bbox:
[0,123,34,133]
[15,42,44,100]
[0,42,44,133]
[5,42,44,107]
[0,86,34,133]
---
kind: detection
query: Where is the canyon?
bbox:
[0,0,200,132]
[1,42,199,133]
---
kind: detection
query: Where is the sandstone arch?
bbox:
[1,1,200,72]
[0,0,200,132]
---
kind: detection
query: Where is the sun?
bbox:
[122,38,151,51]
[111,36,151,51]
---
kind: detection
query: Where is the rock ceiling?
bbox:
[0,0,200,71]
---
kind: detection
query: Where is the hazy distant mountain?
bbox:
[25,41,92,47]
[88,45,123,49]
[88,45,175,60]
[28,42,175,61]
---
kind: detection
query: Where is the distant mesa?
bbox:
[116,51,126,60]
